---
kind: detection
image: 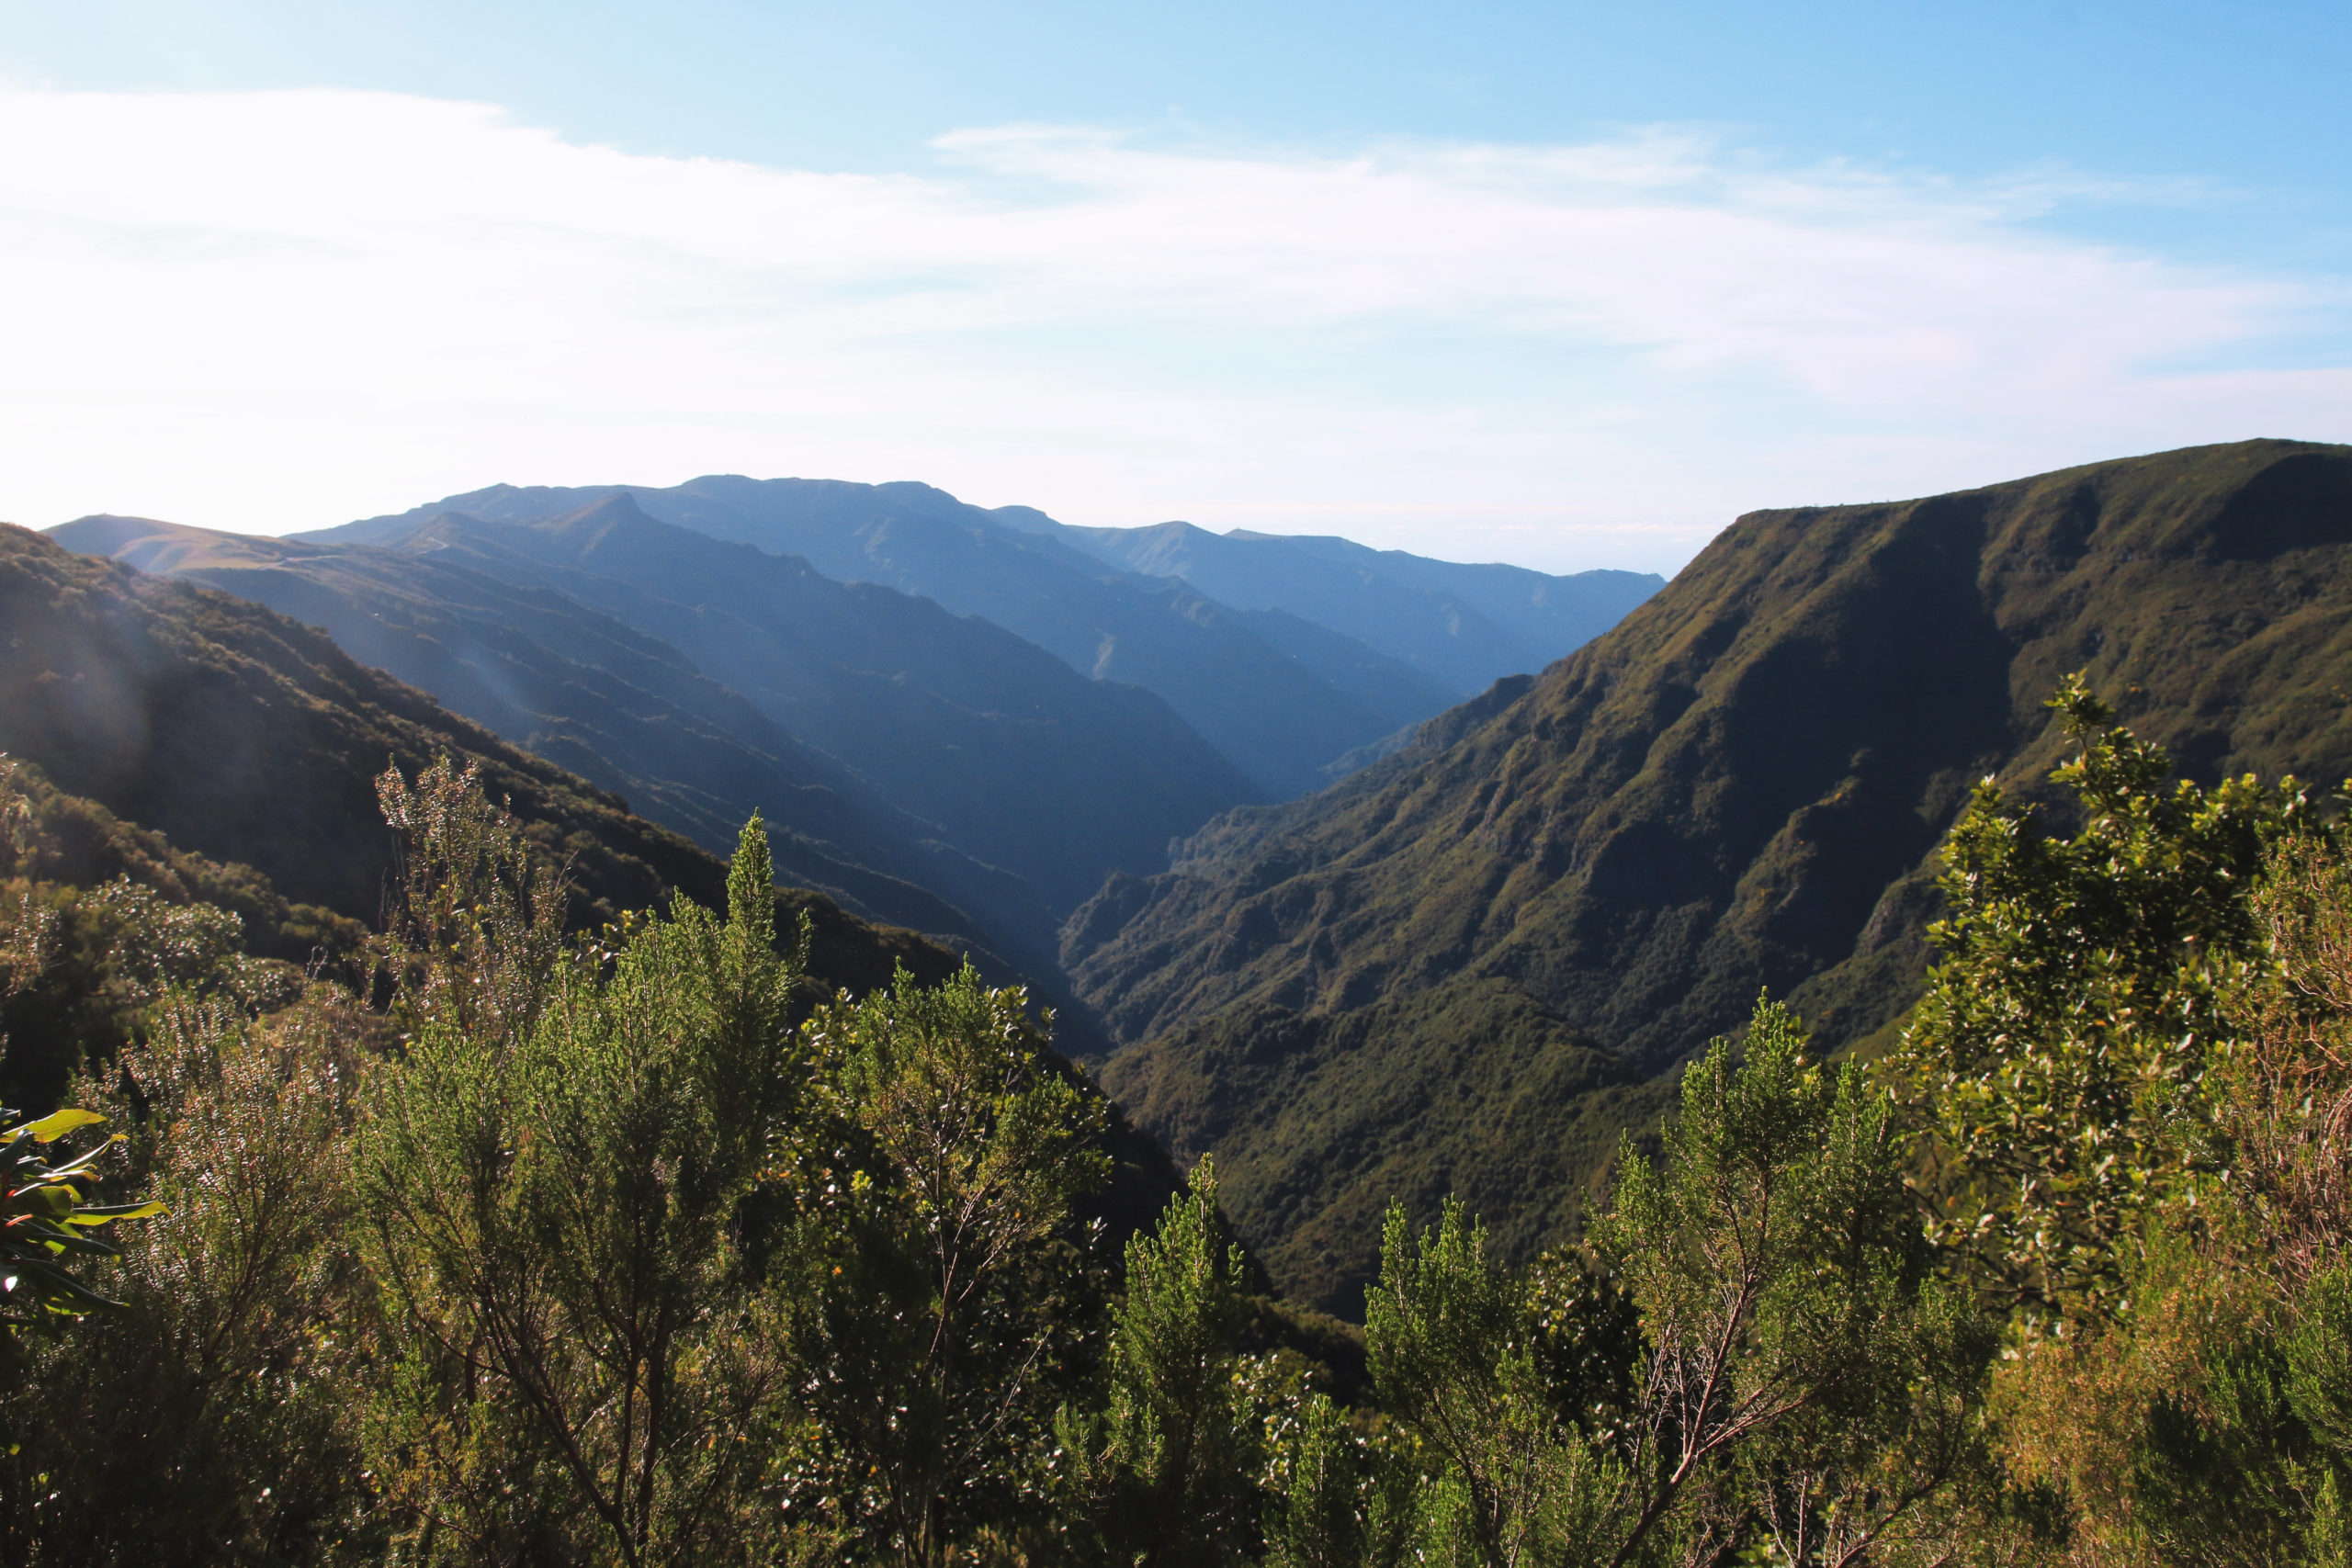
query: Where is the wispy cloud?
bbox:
[0,88,2344,570]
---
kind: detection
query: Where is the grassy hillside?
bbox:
[1077,439,2352,1312]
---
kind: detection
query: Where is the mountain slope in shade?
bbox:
[48,513,1040,962]
[0,524,954,996]
[320,494,1256,917]
[1009,515,1664,696]
[0,522,1187,1241]
[305,479,1447,796]
[1073,439,2352,1313]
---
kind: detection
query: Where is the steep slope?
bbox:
[1224,607,1465,736]
[0,524,955,996]
[336,495,1256,918]
[0,522,1189,1240]
[1073,439,2352,1312]
[306,479,1423,796]
[48,514,1036,959]
[1015,516,1663,695]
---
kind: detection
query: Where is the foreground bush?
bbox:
[6,684,2352,1564]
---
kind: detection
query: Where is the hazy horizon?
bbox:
[4,2,2347,576]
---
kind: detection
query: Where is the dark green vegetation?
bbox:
[6,588,2352,1560]
[1875,685,2352,1562]
[303,477,1652,796]
[1076,439,2352,1311]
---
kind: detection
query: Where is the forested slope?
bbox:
[1075,438,2352,1310]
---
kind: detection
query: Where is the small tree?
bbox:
[1056,1156,1257,1566]
[764,965,1107,1565]
[359,781,802,1565]
[1975,828,2352,1562]
[1365,1198,1611,1568]
[1334,997,1992,1566]
[1898,674,2304,1317]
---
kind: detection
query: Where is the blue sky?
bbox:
[3,0,2347,570]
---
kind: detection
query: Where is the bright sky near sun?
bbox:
[3,1,2349,573]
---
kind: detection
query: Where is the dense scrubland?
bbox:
[5,669,2352,1565]
[6,442,2351,1563]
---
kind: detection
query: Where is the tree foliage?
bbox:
[1056,1156,1257,1566]
[12,678,2352,1565]
[1899,672,2308,1315]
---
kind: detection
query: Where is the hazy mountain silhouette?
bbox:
[56,503,1269,1045]
[1005,514,1663,696]
[308,478,1654,795]
[49,513,1045,959]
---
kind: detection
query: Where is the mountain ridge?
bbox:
[304,479,1413,795]
[303,476,1657,794]
[1074,437,2352,1312]
[1010,513,1663,695]
[47,512,1037,956]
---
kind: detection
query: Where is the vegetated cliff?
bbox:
[1071,439,2352,1313]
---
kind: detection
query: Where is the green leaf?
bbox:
[8,1186,79,1219]
[66,1201,165,1224]
[19,1110,105,1145]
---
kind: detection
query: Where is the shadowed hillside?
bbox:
[48,513,1042,959]
[307,479,1487,795]
[1072,439,2352,1312]
[0,524,957,997]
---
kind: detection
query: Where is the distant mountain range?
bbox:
[0,522,1183,1230]
[1009,513,1659,696]
[305,479,1660,797]
[1069,439,2352,1313]
[55,500,1266,1017]
[62,480,1657,1041]
[51,511,1044,953]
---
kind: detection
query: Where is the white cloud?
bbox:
[0,87,2345,571]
